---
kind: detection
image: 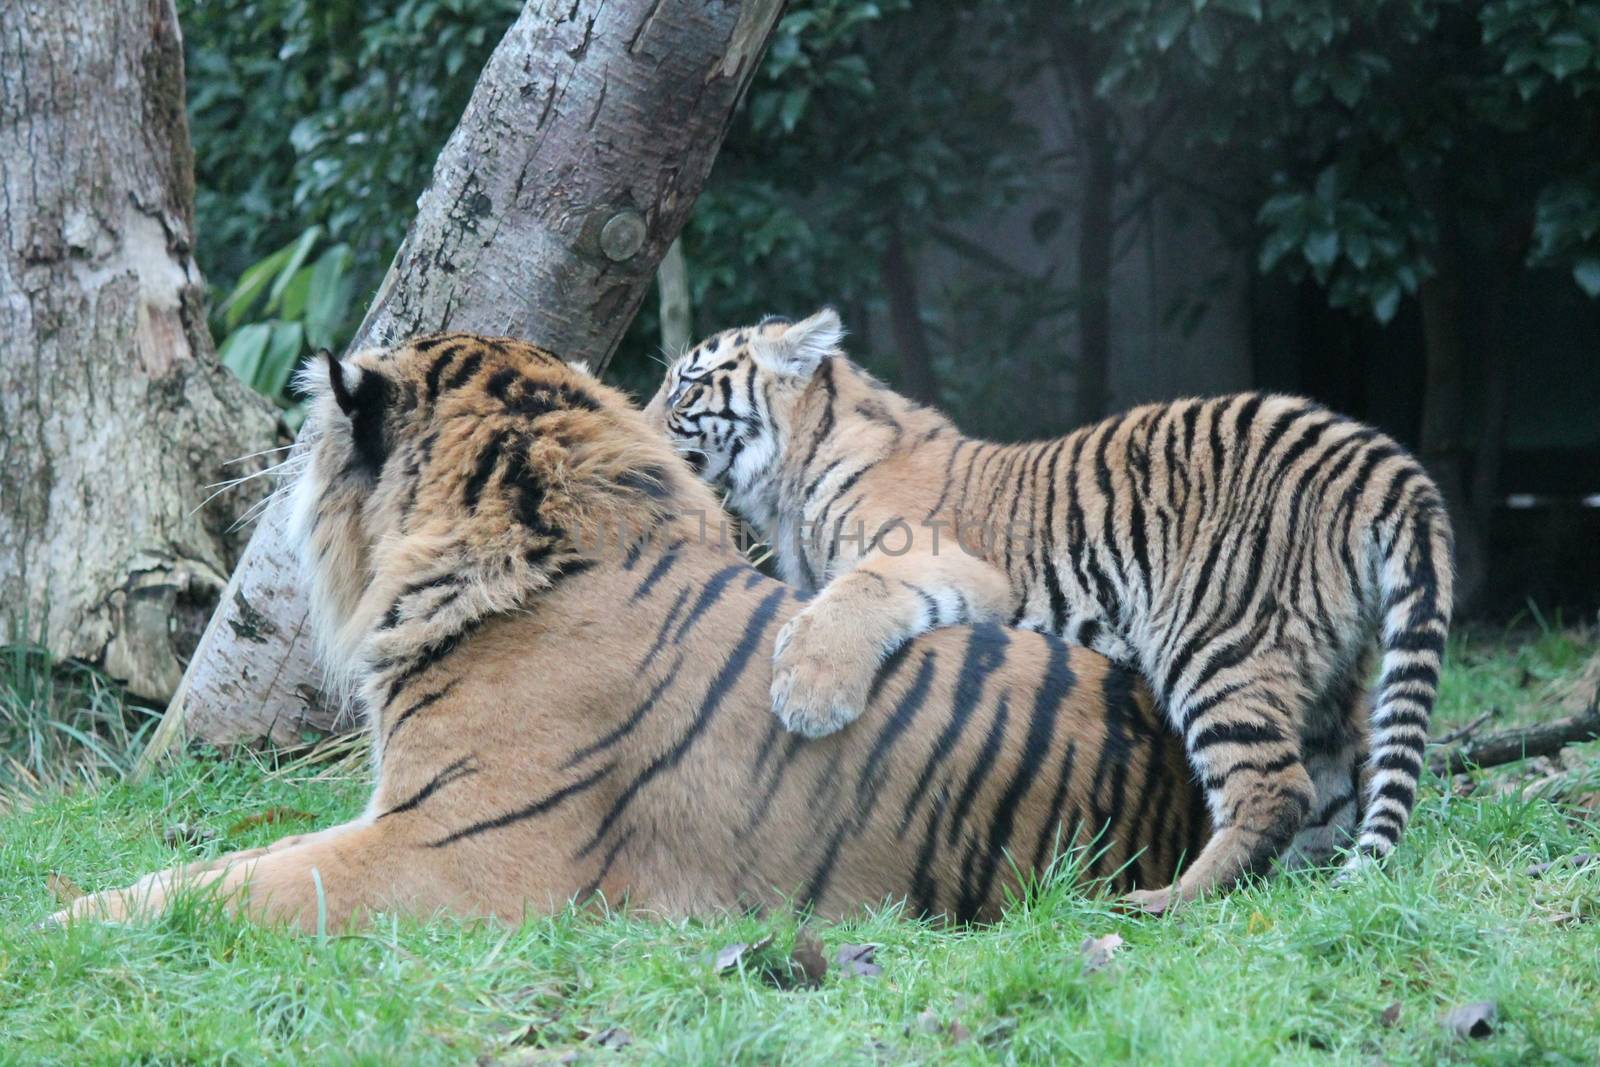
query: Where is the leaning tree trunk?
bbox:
[143,0,786,761]
[0,0,277,701]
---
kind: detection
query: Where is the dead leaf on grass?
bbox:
[836,942,882,978]
[1079,932,1124,974]
[1441,1000,1497,1040]
[1379,1001,1402,1028]
[588,1027,631,1050]
[790,932,828,988]
[228,808,315,835]
[911,1009,971,1044]
[713,933,773,974]
[46,872,83,907]
[164,822,218,849]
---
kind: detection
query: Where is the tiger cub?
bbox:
[646,308,1454,912]
[54,333,1209,931]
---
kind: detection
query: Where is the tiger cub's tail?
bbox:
[1350,474,1454,867]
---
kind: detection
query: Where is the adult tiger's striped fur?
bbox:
[53,333,1209,931]
[646,309,1454,912]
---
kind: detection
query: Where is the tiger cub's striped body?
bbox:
[55,333,1209,931]
[648,310,1454,911]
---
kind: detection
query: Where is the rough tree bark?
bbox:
[0,0,277,701]
[144,0,786,760]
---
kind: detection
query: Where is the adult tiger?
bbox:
[53,333,1208,931]
[646,309,1454,912]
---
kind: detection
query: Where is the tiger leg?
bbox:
[770,549,1011,737]
[1127,662,1315,913]
[52,814,514,932]
[1280,662,1372,870]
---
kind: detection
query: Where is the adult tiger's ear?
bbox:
[323,349,359,416]
[751,306,845,379]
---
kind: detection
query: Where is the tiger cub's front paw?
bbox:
[770,609,875,738]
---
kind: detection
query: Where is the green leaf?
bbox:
[1258,227,1299,273]
[778,87,812,133]
[1573,256,1600,298]
[218,243,294,331]
[1153,6,1190,52]
[304,245,355,352]
[266,226,323,314]
[1372,283,1402,324]
[259,321,306,400]
[1345,232,1373,270]
[278,263,315,324]
[1213,0,1262,20]
[1303,228,1340,270]
[218,323,272,390]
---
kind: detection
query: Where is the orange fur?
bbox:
[54,334,1208,931]
[649,310,1453,910]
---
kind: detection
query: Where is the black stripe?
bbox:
[424,350,457,400]
[1028,740,1080,876]
[580,589,786,858]
[909,786,951,919]
[639,585,692,667]
[562,654,684,769]
[961,640,1072,915]
[630,541,685,601]
[1189,719,1287,752]
[463,433,505,511]
[1085,665,1138,879]
[897,625,1010,835]
[428,760,615,847]
[385,680,459,745]
[946,697,1010,847]
[380,756,478,818]
[442,352,482,392]
[576,826,636,904]
[673,565,746,642]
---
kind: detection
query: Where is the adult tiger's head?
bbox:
[643,308,849,527]
[291,333,710,681]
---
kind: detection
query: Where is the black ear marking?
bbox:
[325,349,357,416]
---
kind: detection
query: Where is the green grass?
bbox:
[1,634,1598,1065]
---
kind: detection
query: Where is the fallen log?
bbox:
[1429,706,1600,777]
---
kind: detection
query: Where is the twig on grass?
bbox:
[1432,709,1498,748]
[1428,707,1600,777]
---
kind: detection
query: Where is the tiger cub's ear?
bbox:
[751,306,845,380]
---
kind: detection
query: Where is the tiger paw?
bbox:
[1120,886,1176,916]
[769,610,874,738]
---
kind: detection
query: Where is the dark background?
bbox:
[179,0,1600,621]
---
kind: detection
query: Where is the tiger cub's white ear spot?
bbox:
[753,306,845,379]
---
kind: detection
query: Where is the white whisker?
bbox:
[222,443,297,467]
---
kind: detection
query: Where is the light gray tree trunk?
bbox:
[0,0,278,701]
[144,0,786,760]
[657,238,693,356]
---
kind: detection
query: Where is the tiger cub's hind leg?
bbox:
[1126,651,1315,913]
[1280,663,1372,870]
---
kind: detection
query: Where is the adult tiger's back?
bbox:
[649,309,1453,912]
[54,333,1208,930]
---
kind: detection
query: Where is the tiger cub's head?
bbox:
[644,308,846,522]
[290,333,703,676]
